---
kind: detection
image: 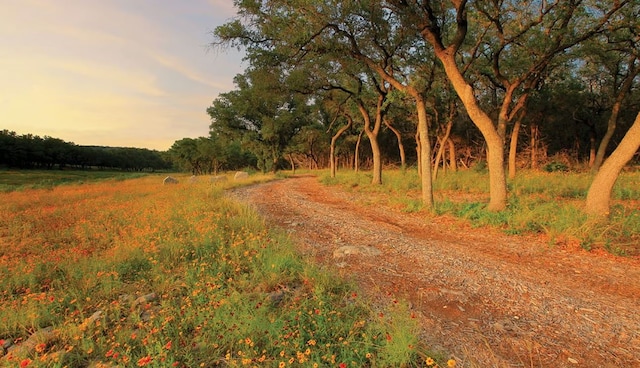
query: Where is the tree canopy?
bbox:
[208,0,639,215]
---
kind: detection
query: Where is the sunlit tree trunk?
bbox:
[438,52,507,211]
[357,97,384,185]
[585,112,640,217]
[416,98,434,206]
[508,112,525,179]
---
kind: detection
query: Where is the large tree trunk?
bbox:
[330,116,353,178]
[384,118,406,170]
[585,112,640,217]
[368,133,383,184]
[437,53,508,211]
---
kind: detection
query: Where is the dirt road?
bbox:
[231,175,640,367]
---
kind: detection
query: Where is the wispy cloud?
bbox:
[150,53,233,91]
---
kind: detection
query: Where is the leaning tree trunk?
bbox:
[585,112,640,217]
[433,119,453,181]
[438,53,508,211]
[592,65,637,172]
[384,118,406,170]
[288,153,295,174]
[354,130,363,173]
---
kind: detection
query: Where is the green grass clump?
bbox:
[324,168,639,256]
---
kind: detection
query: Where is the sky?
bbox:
[0,0,246,150]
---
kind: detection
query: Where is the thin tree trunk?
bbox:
[530,124,539,170]
[330,115,353,178]
[357,97,384,185]
[508,112,525,179]
[447,137,457,172]
[585,112,640,217]
[354,130,363,173]
[288,153,295,174]
[415,130,422,178]
[433,119,453,180]
[384,118,406,170]
[589,130,597,168]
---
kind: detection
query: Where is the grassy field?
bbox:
[321,168,640,257]
[0,170,150,192]
[0,173,444,367]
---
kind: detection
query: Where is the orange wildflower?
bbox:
[35,343,47,353]
[137,355,152,366]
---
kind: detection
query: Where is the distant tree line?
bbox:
[166,136,256,175]
[0,130,172,171]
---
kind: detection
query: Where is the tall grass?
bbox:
[0,174,440,367]
[322,169,640,256]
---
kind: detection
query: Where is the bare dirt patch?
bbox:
[231,175,640,367]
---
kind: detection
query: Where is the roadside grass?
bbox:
[0,173,443,367]
[321,169,640,256]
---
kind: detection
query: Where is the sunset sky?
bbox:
[1,0,245,150]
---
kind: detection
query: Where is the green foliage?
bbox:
[207,67,317,173]
[167,136,255,175]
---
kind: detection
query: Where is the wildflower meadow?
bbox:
[0,174,446,367]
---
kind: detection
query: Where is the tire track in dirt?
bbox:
[231,175,640,367]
